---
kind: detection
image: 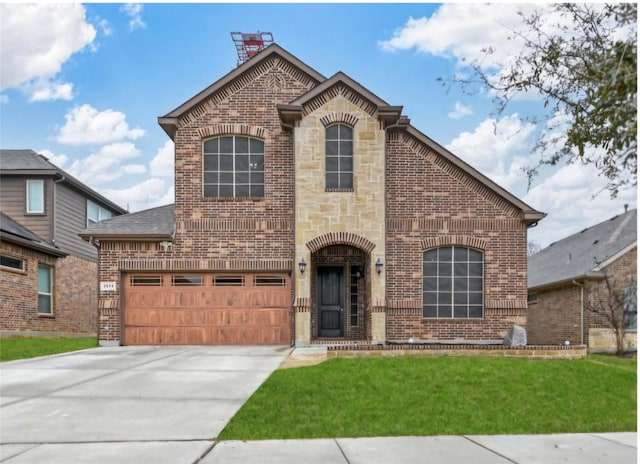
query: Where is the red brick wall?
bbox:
[528,248,637,346]
[1,242,97,335]
[384,131,528,342]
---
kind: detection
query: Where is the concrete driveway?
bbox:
[0,345,292,463]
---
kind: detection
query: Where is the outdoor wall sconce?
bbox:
[375,258,383,274]
[298,257,307,274]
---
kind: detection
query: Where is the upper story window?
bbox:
[203,136,265,198]
[26,179,44,214]
[325,124,353,190]
[423,246,484,319]
[87,200,112,227]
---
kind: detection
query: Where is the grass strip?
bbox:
[219,355,636,440]
[0,337,98,362]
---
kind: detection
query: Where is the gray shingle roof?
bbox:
[528,208,637,289]
[79,204,174,238]
[0,149,128,215]
[0,212,67,257]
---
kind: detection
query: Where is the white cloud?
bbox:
[524,164,637,248]
[446,114,536,188]
[97,18,112,37]
[100,178,172,213]
[99,142,141,160]
[150,140,174,177]
[27,80,74,102]
[56,104,145,145]
[38,149,69,169]
[0,4,96,95]
[448,102,473,119]
[122,164,147,175]
[122,3,146,31]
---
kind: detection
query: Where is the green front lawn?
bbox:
[0,337,98,362]
[219,355,637,440]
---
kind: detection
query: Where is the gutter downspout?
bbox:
[572,280,584,345]
[52,175,66,245]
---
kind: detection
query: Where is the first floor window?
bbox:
[26,179,44,214]
[624,282,637,330]
[423,246,484,318]
[203,136,265,198]
[1,255,25,271]
[38,265,52,314]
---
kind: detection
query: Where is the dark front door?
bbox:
[318,266,344,337]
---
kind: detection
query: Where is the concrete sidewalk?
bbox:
[2,433,636,463]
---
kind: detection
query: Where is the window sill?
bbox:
[37,313,54,318]
[325,188,354,193]
[204,197,264,201]
[0,266,26,275]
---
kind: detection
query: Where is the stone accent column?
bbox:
[371,301,386,344]
[294,297,311,347]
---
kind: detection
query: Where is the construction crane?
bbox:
[231,32,274,66]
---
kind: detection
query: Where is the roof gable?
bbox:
[0,212,67,257]
[528,208,637,289]
[158,44,326,139]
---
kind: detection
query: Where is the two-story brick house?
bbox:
[0,150,128,336]
[81,44,545,347]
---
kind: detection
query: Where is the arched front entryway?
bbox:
[310,244,369,342]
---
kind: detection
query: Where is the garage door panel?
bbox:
[124,273,291,345]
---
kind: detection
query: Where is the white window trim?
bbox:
[37,264,53,315]
[87,199,112,227]
[26,179,44,214]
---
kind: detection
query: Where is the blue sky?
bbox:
[1,3,636,248]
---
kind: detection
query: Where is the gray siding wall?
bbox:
[0,175,53,241]
[54,184,98,262]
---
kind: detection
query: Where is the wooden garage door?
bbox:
[123,273,291,345]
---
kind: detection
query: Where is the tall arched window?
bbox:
[203,136,264,198]
[423,246,484,318]
[325,124,353,190]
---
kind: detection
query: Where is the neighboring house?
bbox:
[0,150,128,336]
[528,208,637,352]
[80,44,545,347]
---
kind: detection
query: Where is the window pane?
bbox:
[236,155,249,171]
[454,305,468,318]
[424,292,437,305]
[469,249,483,262]
[219,172,233,184]
[250,185,264,197]
[38,294,52,314]
[235,172,249,184]
[27,180,44,213]
[423,262,437,276]
[339,125,353,139]
[38,266,51,293]
[339,141,352,156]
[219,137,233,153]
[468,278,483,292]
[204,185,218,197]
[454,247,468,261]
[1,255,24,270]
[339,173,352,188]
[219,185,233,197]
[423,277,437,292]
[454,292,467,304]
[339,156,353,172]
[203,155,218,171]
[235,137,249,153]
[326,156,338,171]
[250,154,264,171]
[469,292,483,305]
[439,292,452,305]
[87,201,99,223]
[424,250,437,262]
[326,141,338,157]
[469,306,483,318]
[469,262,483,277]
[437,278,450,292]
[203,139,218,154]
[204,172,218,184]
[438,262,451,276]
[424,305,437,318]
[439,247,452,261]
[454,277,468,291]
[250,138,264,153]
[219,155,233,171]
[326,173,339,189]
[326,125,339,139]
[235,185,249,197]
[454,262,468,277]
[250,171,264,184]
[438,305,452,318]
